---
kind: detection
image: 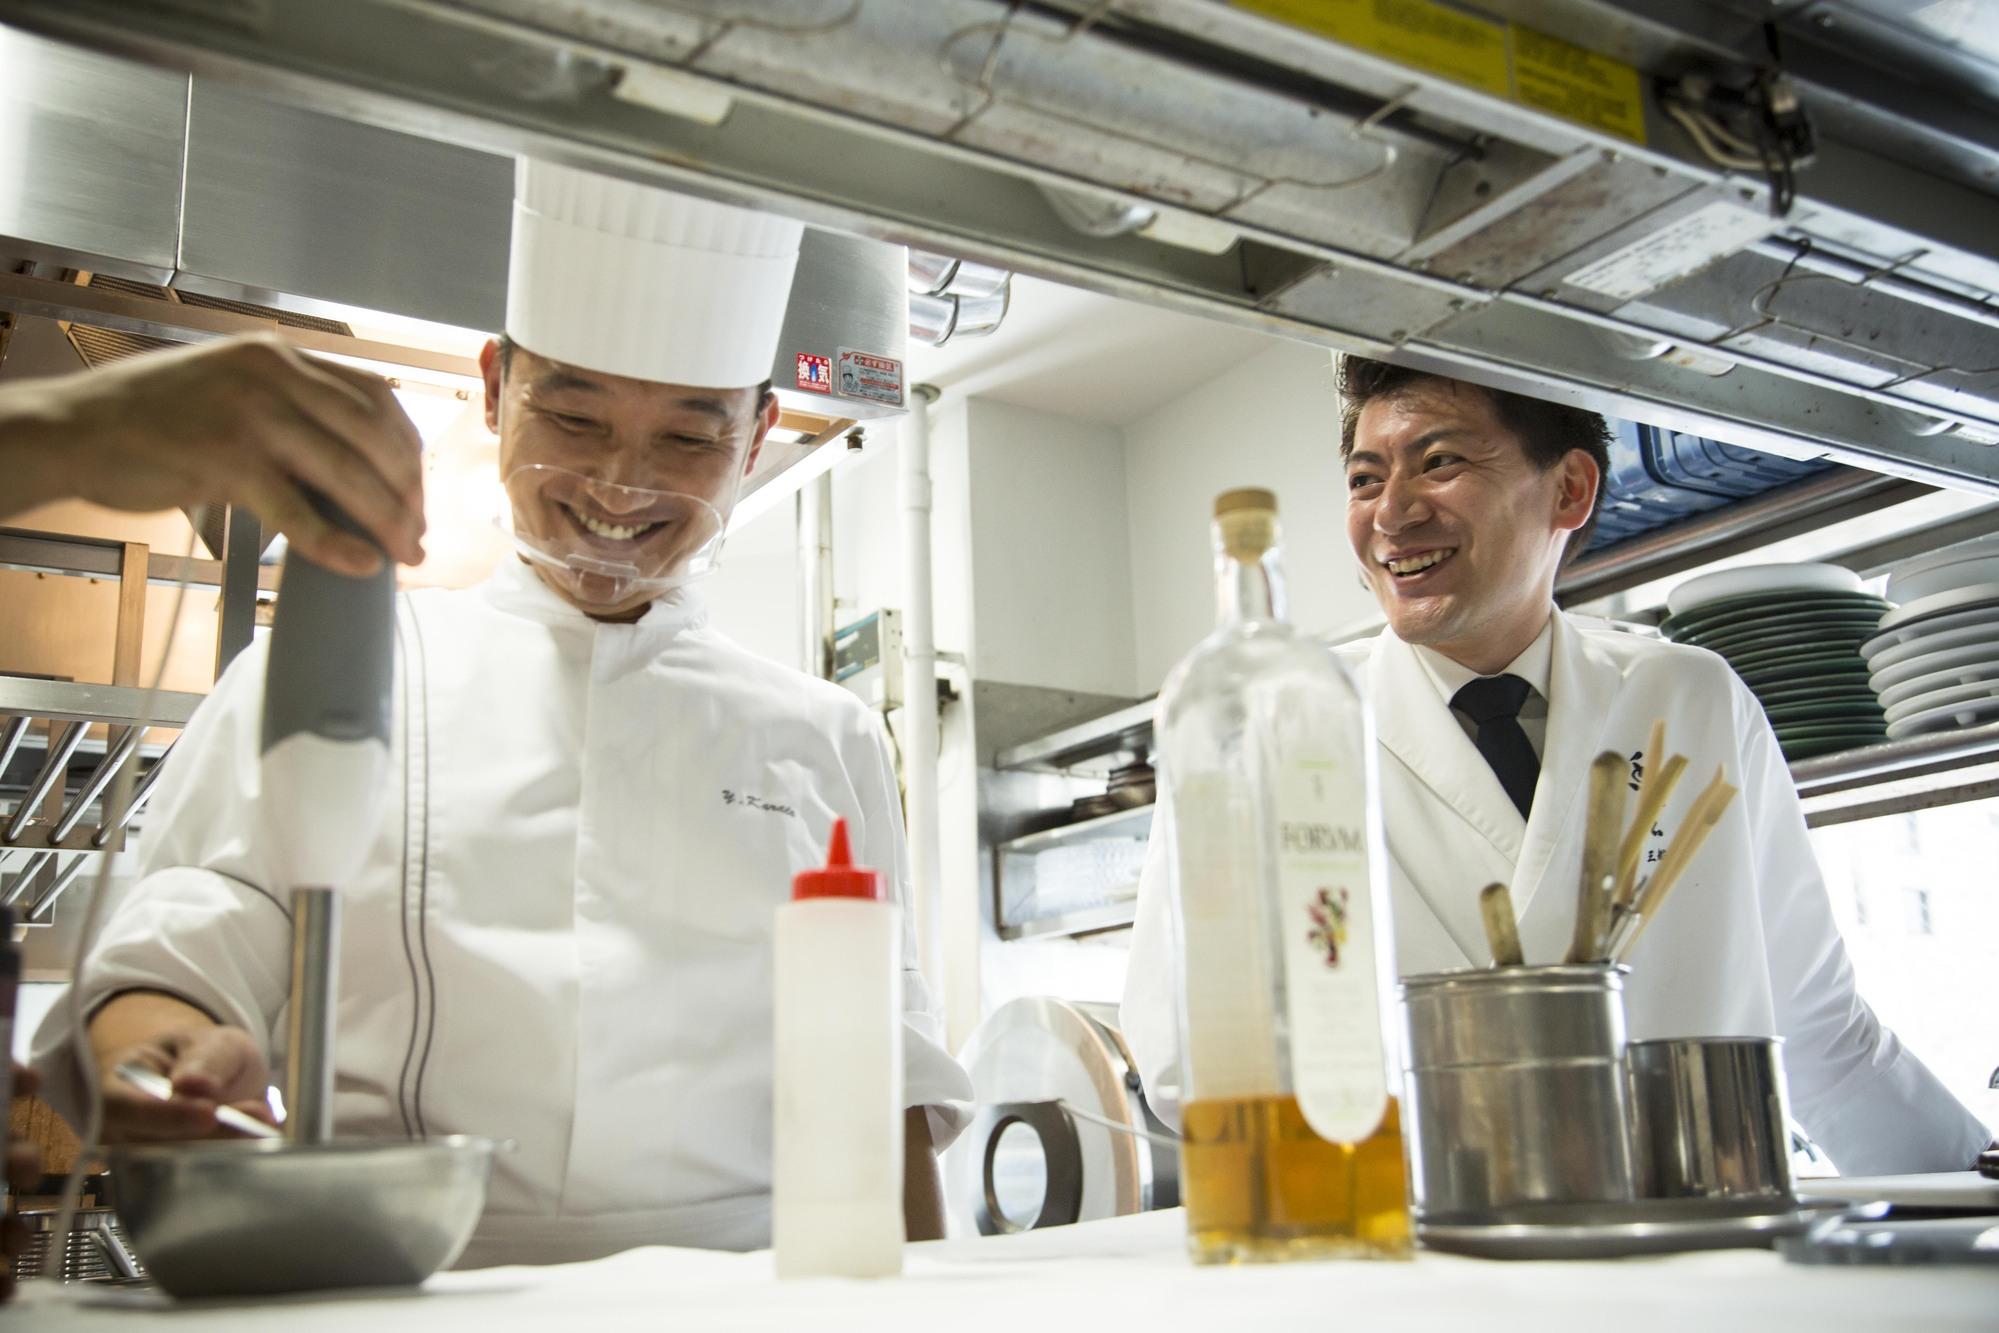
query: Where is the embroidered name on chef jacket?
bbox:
[723,789,797,818]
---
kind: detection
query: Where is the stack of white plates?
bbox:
[1863,549,1999,740]
[1661,564,1888,760]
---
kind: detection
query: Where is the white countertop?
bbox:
[22,1208,1999,1331]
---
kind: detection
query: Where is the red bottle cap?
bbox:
[792,818,883,901]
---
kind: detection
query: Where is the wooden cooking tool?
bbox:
[1613,767,1739,963]
[1479,882,1525,967]
[1612,753,1688,912]
[1566,751,1627,964]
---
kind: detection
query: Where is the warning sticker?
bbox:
[1562,201,1775,303]
[836,348,904,408]
[795,352,831,394]
[1511,25,1645,144]
[1231,0,1646,145]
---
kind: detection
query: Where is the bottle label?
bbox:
[1172,774,1283,1098]
[1275,755,1389,1142]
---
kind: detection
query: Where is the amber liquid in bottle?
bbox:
[1181,1094,1411,1263]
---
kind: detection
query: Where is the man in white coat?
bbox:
[35,160,972,1264]
[1122,356,1990,1176]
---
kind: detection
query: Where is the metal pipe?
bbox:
[0,852,53,908]
[899,384,944,1007]
[49,725,148,844]
[797,474,835,680]
[92,746,172,848]
[0,714,29,780]
[26,853,90,921]
[1556,473,1920,604]
[4,720,86,843]
[284,886,341,1144]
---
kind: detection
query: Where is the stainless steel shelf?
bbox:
[1790,722,1999,797]
[0,678,205,728]
[1,676,198,920]
[996,902,1139,943]
[1791,722,1999,826]
[998,803,1154,856]
[994,698,1154,775]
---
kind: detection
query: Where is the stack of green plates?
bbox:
[1659,587,1892,761]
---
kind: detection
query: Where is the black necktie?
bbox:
[1452,674,1539,821]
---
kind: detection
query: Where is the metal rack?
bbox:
[994,699,1155,778]
[994,804,1153,941]
[0,676,202,923]
[1792,722,1999,828]
[990,704,1999,939]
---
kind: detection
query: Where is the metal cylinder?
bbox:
[284,887,341,1144]
[1399,965,1637,1220]
[1629,1037,1794,1204]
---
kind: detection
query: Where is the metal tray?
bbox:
[1418,1197,1816,1260]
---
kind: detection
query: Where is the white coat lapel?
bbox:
[1514,613,1626,960]
[1368,631,1526,865]
[1366,633,1527,965]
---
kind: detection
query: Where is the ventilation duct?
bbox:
[907,249,1013,347]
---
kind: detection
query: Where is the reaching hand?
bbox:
[98,1026,277,1145]
[1,334,428,576]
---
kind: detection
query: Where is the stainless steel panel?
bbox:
[0,28,186,282]
[1261,260,1473,347]
[769,226,910,421]
[11,0,1999,488]
[178,80,512,331]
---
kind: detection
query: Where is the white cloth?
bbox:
[1122,609,1990,1174]
[21,1206,1999,1332]
[34,559,971,1266]
[1412,619,1553,758]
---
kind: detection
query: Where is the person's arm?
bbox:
[0,333,426,575]
[30,642,295,1130]
[1734,684,1991,1171]
[903,1107,947,1241]
[86,991,274,1144]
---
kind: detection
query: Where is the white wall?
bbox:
[1122,339,1382,694]
[705,498,802,669]
[705,420,927,672]
[966,399,1136,696]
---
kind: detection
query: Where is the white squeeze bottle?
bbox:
[773,817,905,1278]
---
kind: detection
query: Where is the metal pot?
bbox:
[1399,965,1638,1221]
[109,1135,503,1298]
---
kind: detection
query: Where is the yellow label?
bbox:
[1510,24,1647,143]
[1367,0,1510,97]
[1233,1,1646,144]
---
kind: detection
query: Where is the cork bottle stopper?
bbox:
[1214,488,1277,561]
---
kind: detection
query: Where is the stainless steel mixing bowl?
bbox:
[108,1135,502,1298]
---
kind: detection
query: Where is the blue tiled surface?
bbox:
[1587,421,1832,552]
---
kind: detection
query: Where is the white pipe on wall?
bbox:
[899,384,945,1014]
[797,475,835,680]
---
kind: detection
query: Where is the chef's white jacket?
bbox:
[1122,610,1990,1175]
[36,559,972,1266]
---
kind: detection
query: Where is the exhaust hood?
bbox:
[6,0,1996,497]
[0,26,909,427]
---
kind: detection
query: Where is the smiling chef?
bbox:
[34,159,972,1265]
[1124,356,1992,1175]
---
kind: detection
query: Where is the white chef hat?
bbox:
[504,158,804,389]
